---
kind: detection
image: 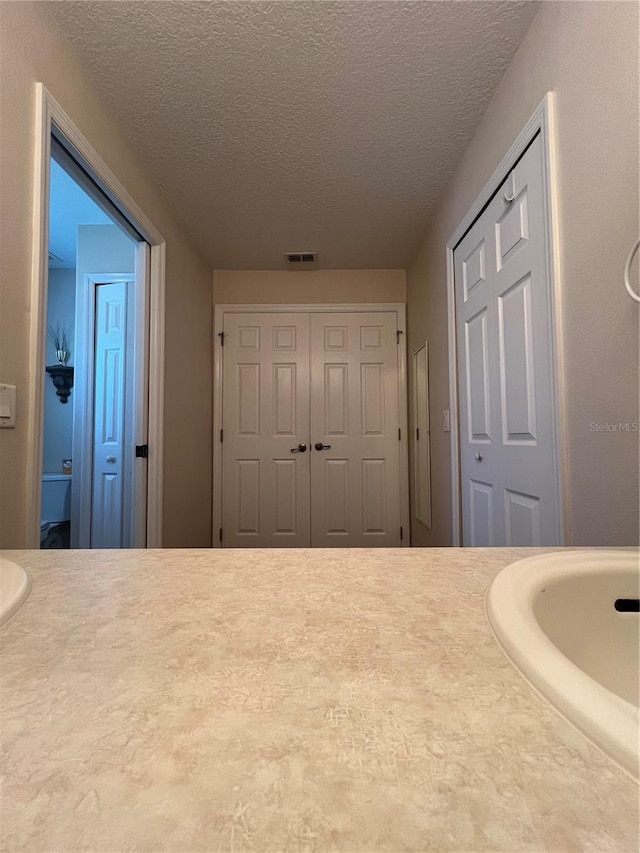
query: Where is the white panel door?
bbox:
[92,282,127,548]
[221,313,311,547]
[455,134,560,546]
[309,313,402,547]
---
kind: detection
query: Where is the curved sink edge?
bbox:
[486,550,640,781]
[0,560,32,628]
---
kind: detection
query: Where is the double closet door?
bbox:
[220,311,403,547]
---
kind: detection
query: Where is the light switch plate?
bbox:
[0,384,16,428]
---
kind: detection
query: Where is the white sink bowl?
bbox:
[487,550,639,778]
[0,556,31,627]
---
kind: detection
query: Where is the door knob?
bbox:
[314,442,332,451]
[290,443,307,453]
[106,455,117,463]
[474,452,483,461]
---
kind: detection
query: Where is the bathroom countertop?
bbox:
[1,547,638,852]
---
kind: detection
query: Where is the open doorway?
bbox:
[42,145,147,549]
[28,85,166,549]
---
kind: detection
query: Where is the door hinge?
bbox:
[398,428,401,441]
[400,526,404,541]
[219,527,223,543]
[220,429,223,443]
[396,329,403,344]
[135,444,148,458]
[416,427,419,441]
[218,331,225,347]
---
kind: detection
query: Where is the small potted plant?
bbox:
[47,322,72,365]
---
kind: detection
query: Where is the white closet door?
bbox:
[309,312,402,547]
[92,282,127,548]
[455,134,560,546]
[221,313,311,547]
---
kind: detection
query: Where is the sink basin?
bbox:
[0,556,31,627]
[487,550,639,778]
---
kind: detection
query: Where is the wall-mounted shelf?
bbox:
[45,365,74,404]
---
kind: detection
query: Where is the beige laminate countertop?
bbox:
[1,547,638,852]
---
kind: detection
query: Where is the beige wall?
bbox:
[407,1,639,546]
[0,3,213,548]
[214,269,406,306]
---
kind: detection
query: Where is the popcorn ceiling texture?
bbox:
[1,547,638,851]
[46,1,539,269]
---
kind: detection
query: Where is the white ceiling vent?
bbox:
[284,251,318,267]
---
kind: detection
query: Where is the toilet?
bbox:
[41,473,72,549]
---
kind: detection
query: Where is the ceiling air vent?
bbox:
[285,251,318,267]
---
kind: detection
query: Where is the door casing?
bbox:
[28,84,165,547]
[446,92,569,546]
[213,303,410,547]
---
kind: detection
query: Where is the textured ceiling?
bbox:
[47,1,539,269]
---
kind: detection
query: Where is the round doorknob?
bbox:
[474,452,483,461]
[106,455,117,463]
[290,443,307,453]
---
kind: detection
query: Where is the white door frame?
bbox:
[446,92,569,546]
[213,303,410,547]
[27,84,165,548]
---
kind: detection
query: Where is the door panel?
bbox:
[361,363,385,435]
[469,480,494,547]
[273,364,297,434]
[504,488,541,546]
[462,238,487,300]
[498,274,537,443]
[236,459,260,534]
[274,459,297,533]
[324,326,348,350]
[465,307,492,442]
[326,459,349,535]
[496,187,530,268]
[455,134,560,546]
[362,458,387,533]
[324,363,349,435]
[273,325,297,351]
[237,364,260,434]
[310,312,401,547]
[222,313,310,547]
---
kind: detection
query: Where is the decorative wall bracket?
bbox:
[46,365,74,404]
